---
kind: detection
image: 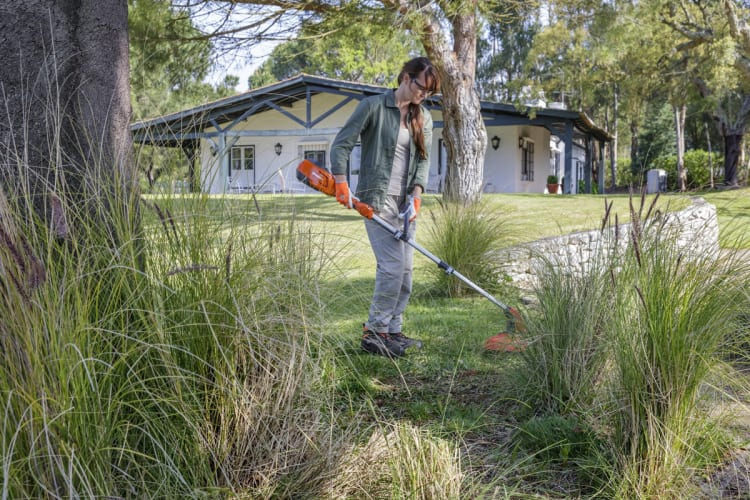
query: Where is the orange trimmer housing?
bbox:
[296,159,336,196]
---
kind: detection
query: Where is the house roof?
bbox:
[131,73,611,146]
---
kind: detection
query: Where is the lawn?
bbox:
[4,186,747,498]
[201,187,750,495]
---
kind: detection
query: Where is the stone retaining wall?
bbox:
[497,197,719,291]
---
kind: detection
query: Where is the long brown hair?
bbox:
[397,57,440,160]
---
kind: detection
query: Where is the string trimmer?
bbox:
[296,159,525,352]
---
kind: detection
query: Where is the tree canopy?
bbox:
[150,0,750,189]
[248,14,420,88]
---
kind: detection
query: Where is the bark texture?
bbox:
[0,0,132,217]
[416,2,486,205]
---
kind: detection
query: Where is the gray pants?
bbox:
[365,195,415,334]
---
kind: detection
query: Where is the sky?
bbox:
[192,3,287,93]
[207,40,280,92]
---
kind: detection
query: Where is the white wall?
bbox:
[482,126,553,193]
[200,93,359,194]
[197,93,558,196]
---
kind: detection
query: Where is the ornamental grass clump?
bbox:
[515,191,750,498]
[512,199,621,494]
[130,193,349,497]
[425,199,510,298]
[606,192,749,498]
[0,109,350,496]
[324,422,464,498]
[519,237,615,415]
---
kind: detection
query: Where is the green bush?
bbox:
[424,200,511,298]
[649,149,723,190]
[612,157,644,189]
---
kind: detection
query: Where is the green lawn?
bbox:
[179,187,747,283]
[209,187,748,404]
[25,189,750,498]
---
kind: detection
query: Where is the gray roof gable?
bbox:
[131,73,611,145]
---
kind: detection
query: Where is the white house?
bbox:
[131,74,610,195]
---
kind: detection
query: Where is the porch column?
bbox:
[598,140,606,194]
[218,133,228,194]
[181,140,199,192]
[563,121,574,194]
[584,136,592,193]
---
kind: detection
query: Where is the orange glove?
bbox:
[354,200,374,219]
[335,181,353,208]
[410,197,421,222]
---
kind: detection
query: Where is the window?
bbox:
[304,150,326,167]
[298,141,329,168]
[521,141,534,181]
[230,146,255,175]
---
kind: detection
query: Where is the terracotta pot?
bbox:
[547,183,559,194]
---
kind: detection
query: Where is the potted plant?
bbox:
[547,174,559,194]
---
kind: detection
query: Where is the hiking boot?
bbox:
[390,332,423,350]
[361,327,405,358]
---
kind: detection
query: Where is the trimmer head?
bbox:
[484,332,526,352]
[484,307,527,352]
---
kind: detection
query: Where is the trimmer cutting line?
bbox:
[296,159,525,352]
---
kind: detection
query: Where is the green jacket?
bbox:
[330,89,433,211]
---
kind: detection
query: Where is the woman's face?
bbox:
[404,71,433,104]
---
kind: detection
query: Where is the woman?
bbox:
[330,57,441,358]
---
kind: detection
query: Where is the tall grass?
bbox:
[519,243,614,415]
[424,200,511,297]
[606,195,750,498]
[0,182,356,497]
[0,72,358,495]
[515,191,750,498]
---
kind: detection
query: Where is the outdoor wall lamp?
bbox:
[491,135,501,150]
[275,142,283,156]
[518,137,525,148]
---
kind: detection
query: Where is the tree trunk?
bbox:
[609,83,618,190]
[0,0,133,223]
[674,103,687,191]
[418,3,486,205]
[438,72,486,204]
[723,133,742,186]
[706,123,714,188]
[629,121,640,180]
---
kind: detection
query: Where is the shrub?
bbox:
[649,149,723,190]
[424,200,510,298]
[613,157,644,189]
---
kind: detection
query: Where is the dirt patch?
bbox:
[698,448,750,498]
